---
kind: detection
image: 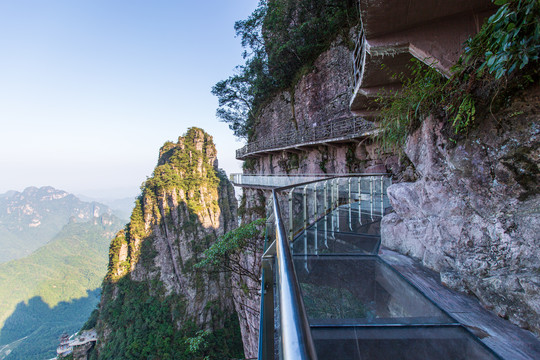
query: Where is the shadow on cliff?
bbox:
[0,288,100,360]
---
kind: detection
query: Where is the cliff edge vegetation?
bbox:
[89,128,243,360]
[212,0,359,139]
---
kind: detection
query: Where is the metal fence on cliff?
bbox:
[236,117,374,159]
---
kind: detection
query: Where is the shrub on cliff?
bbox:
[212,0,358,139]
[376,0,540,151]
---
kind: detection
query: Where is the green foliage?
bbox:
[0,215,124,359]
[213,0,359,139]
[263,0,357,89]
[96,277,243,360]
[462,0,540,79]
[277,153,300,173]
[376,0,540,149]
[376,59,447,151]
[143,128,219,215]
[184,330,210,355]
[196,218,266,271]
[81,308,99,331]
[451,94,477,134]
[0,216,124,328]
[242,158,257,171]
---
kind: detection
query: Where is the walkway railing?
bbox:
[230,173,389,189]
[259,174,391,359]
[236,117,374,159]
[257,174,501,360]
[352,24,366,94]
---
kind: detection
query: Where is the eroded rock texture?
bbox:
[232,188,268,358]
[250,36,399,177]
[93,128,243,359]
[382,87,540,334]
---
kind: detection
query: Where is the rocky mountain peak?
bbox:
[93,128,242,359]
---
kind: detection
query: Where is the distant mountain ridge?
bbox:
[0,186,113,263]
[0,213,125,360]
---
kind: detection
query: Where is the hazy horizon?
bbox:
[0,0,256,199]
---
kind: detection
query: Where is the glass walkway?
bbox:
[256,175,501,360]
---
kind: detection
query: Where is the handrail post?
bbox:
[303,185,308,231]
[289,189,294,242]
[370,176,374,220]
[348,178,352,205]
[380,175,384,216]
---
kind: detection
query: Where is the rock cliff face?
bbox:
[237,35,398,355]
[239,27,540,355]
[249,35,397,176]
[381,85,540,334]
[93,128,243,359]
[233,188,268,358]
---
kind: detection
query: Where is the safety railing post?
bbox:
[313,183,318,219]
[380,176,384,216]
[324,181,328,213]
[303,185,308,231]
[289,189,294,242]
[358,177,362,224]
[348,178,352,205]
[370,176,374,220]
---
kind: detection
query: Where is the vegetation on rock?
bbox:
[212,0,358,139]
[196,218,266,285]
[376,0,540,151]
[91,128,244,360]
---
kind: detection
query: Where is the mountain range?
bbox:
[0,186,114,264]
[0,187,126,360]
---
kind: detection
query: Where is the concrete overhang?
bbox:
[350,0,496,115]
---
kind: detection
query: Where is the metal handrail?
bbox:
[268,174,390,359]
[236,117,374,159]
[230,173,390,189]
[273,190,318,360]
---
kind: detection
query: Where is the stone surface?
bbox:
[381,86,540,334]
[95,128,241,357]
[251,36,399,177]
[233,188,269,358]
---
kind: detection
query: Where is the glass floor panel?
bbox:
[311,326,499,360]
[294,256,454,325]
[292,229,380,255]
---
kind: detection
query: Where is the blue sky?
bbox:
[0,0,258,198]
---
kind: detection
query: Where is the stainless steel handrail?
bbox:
[261,174,392,359]
[273,190,318,360]
[230,173,390,188]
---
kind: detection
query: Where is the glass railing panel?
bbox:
[310,206,382,236]
[291,229,380,255]
[289,187,306,241]
[310,326,499,360]
[294,256,454,325]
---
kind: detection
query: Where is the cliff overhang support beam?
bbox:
[350,0,496,116]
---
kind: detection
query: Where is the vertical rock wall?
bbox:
[381,86,540,334]
[249,35,399,177]
[93,128,243,359]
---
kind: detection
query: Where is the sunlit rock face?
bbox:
[382,86,540,334]
[94,128,243,359]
